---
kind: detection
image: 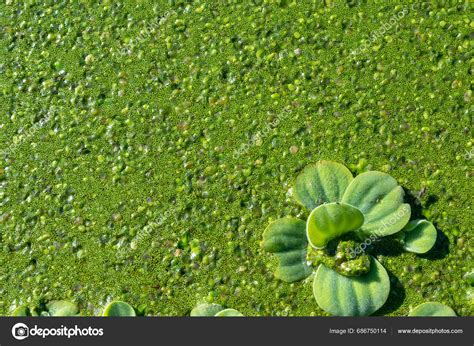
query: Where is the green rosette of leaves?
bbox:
[262,161,438,316]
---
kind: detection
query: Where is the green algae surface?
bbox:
[0,0,472,316]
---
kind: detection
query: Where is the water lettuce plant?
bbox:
[102,301,136,316]
[408,302,456,316]
[43,300,80,317]
[191,303,243,317]
[11,300,79,316]
[11,300,137,317]
[215,309,244,317]
[263,161,438,316]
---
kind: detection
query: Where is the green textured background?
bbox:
[0,0,472,316]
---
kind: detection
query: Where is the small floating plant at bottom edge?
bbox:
[262,161,440,316]
[11,300,138,317]
[11,300,79,316]
[102,301,136,317]
[191,303,243,317]
[408,302,457,316]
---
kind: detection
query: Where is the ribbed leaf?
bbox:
[313,256,390,316]
[262,217,311,282]
[408,302,456,316]
[214,309,244,317]
[341,171,410,237]
[306,202,364,248]
[401,220,437,254]
[294,161,353,210]
[190,303,224,317]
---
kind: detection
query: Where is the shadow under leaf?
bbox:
[369,237,405,257]
[402,188,449,260]
[374,267,406,316]
[403,188,424,220]
[418,225,449,260]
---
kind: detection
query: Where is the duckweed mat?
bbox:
[0,0,472,316]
